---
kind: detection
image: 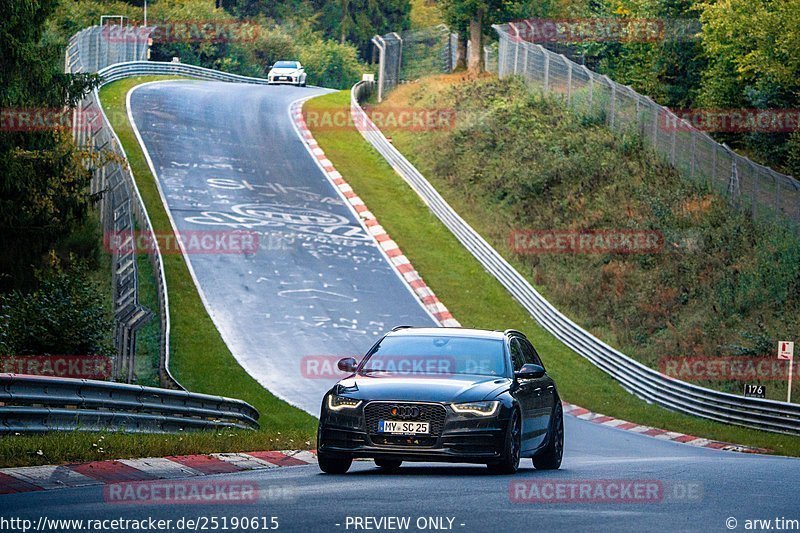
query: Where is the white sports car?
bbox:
[267,61,307,86]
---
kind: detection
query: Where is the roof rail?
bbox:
[391,325,415,332]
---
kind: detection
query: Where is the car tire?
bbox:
[532,401,564,470]
[374,459,402,471]
[318,452,352,474]
[487,410,521,475]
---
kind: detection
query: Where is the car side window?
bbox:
[509,338,525,372]
[520,338,543,367]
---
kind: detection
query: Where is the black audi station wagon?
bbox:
[316,327,564,474]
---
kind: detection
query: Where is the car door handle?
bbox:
[533,387,542,396]
[546,385,555,393]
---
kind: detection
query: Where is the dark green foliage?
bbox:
[0,262,113,356]
[310,0,411,56]
[1,0,100,291]
[299,38,366,89]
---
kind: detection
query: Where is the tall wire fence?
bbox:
[65,25,173,386]
[371,25,457,102]
[66,24,151,73]
[494,23,800,226]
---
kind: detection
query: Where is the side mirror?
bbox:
[267,64,273,69]
[516,363,545,379]
[337,357,358,373]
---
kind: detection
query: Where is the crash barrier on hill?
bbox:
[352,80,800,436]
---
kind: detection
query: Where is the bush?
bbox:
[250,24,298,71]
[299,38,368,90]
[0,262,113,356]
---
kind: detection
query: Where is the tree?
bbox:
[0,0,99,290]
[440,0,526,73]
[311,0,411,57]
[698,0,800,173]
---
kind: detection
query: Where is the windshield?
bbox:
[273,61,298,69]
[360,335,506,377]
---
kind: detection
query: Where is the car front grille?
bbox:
[364,402,447,446]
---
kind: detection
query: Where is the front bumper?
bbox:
[318,401,510,463]
[268,76,301,84]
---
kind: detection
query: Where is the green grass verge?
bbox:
[0,76,315,468]
[303,90,800,457]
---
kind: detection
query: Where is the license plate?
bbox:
[378,420,429,434]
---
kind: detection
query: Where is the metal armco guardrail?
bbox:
[351,81,800,435]
[1,374,259,433]
[68,26,276,387]
[67,26,161,386]
[18,25,267,433]
[97,60,273,86]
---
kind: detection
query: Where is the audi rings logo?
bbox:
[390,405,421,419]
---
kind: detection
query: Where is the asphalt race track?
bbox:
[1,417,799,531]
[127,80,437,414]
[1,81,797,532]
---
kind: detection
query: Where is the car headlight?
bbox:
[327,394,362,411]
[451,400,500,416]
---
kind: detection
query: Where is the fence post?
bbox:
[509,23,520,75]
[774,174,780,214]
[631,87,640,134]
[543,48,550,90]
[751,160,759,217]
[371,35,386,102]
[711,142,718,191]
[690,130,697,180]
[392,32,403,84]
[670,117,677,166]
[653,105,660,148]
[564,56,572,104]
[522,42,528,77]
[726,147,739,203]
[606,77,616,129]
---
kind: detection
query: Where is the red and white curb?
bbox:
[0,450,318,495]
[562,402,770,454]
[290,100,460,328]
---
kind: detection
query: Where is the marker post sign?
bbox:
[778,341,794,402]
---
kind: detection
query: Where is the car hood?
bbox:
[335,373,511,403]
[270,68,300,75]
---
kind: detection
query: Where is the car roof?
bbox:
[385,327,511,340]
